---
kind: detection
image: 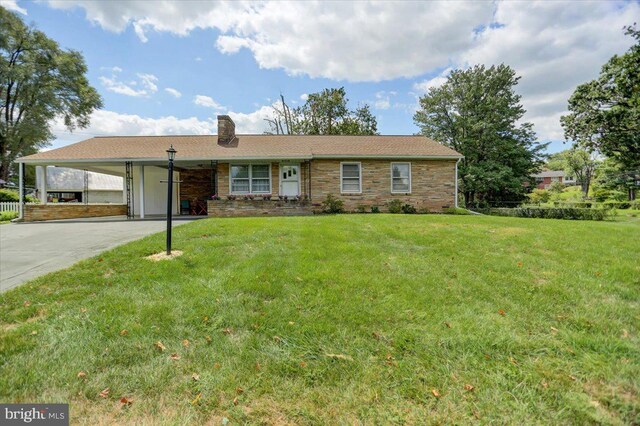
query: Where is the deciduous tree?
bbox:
[560,25,640,169]
[414,64,546,206]
[0,7,102,182]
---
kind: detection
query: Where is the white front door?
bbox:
[280,164,300,196]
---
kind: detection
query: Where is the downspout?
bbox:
[455,158,460,208]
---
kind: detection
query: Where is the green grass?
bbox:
[1,215,638,424]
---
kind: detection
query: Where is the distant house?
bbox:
[531,170,576,189]
[16,115,463,221]
[35,166,123,203]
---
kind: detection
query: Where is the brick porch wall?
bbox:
[310,159,457,212]
[23,204,127,221]
[180,169,213,201]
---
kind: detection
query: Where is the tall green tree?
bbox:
[267,88,378,135]
[414,64,546,206]
[560,25,640,169]
[547,148,598,196]
[0,7,102,182]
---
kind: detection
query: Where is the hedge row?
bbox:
[551,200,639,209]
[477,207,614,221]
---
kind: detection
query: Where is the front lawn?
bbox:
[1,215,638,424]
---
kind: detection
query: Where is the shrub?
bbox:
[321,194,344,214]
[548,181,565,193]
[370,206,380,214]
[401,203,417,214]
[0,211,18,221]
[387,199,403,214]
[479,207,613,221]
[443,207,472,215]
[527,188,550,204]
[0,189,19,202]
[355,205,367,214]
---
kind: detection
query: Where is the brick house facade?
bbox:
[17,116,462,220]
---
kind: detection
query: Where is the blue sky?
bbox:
[3,0,639,153]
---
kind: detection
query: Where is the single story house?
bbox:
[35,166,124,203]
[15,116,463,221]
[531,170,577,189]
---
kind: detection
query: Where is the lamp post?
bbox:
[166,145,176,255]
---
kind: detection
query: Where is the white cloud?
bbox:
[44,0,639,141]
[1,0,27,14]
[413,68,452,93]
[49,105,274,149]
[98,70,159,97]
[299,93,308,101]
[193,95,225,110]
[460,1,639,141]
[372,91,398,110]
[164,87,182,98]
[194,56,202,62]
[45,1,494,81]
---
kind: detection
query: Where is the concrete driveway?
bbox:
[0,217,200,292]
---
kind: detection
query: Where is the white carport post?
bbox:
[37,165,47,204]
[18,162,24,219]
[139,165,145,219]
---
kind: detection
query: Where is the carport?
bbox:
[16,158,216,221]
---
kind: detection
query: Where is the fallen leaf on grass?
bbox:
[202,316,208,322]
[80,308,88,313]
[23,301,31,307]
[191,393,201,405]
[119,329,128,336]
[444,322,452,329]
[484,354,491,360]
[550,327,558,334]
[191,373,200,381]
[222,328,233,335]
[325,353,353,361]
[509,357,518,365]
[154,341,166,352]
[622,329,629,338]
[233,397,239,406]
[119,397,132,406]
[170,353,181,360]
[99,388,110,398]
[273,336,282,343]
[299,361,307,368]
[541,381,548,389]
[517,261,523,267]
[431,389,441,398]
[235,387,243,395]
[182,339,190,347]
[30,330,37,335]
[255,362,261,371]
[77,371,86,379]
[205,335,212,343]
[288,321,295,325]
[214,362,221,369]
[464,384,474,392]
[498,309,506,316]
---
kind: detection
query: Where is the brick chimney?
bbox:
[217,115,236,144]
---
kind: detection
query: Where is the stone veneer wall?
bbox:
[207,199,312,217]
[309,159,457,212]
[23,204,127,222]
[179,169,213,201]
[214,159,456,213]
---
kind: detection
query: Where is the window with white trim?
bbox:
[391,162,411,193]
[230,164,271,194]
[341,162,361,193]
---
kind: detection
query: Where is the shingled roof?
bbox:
[18,134,462,163]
